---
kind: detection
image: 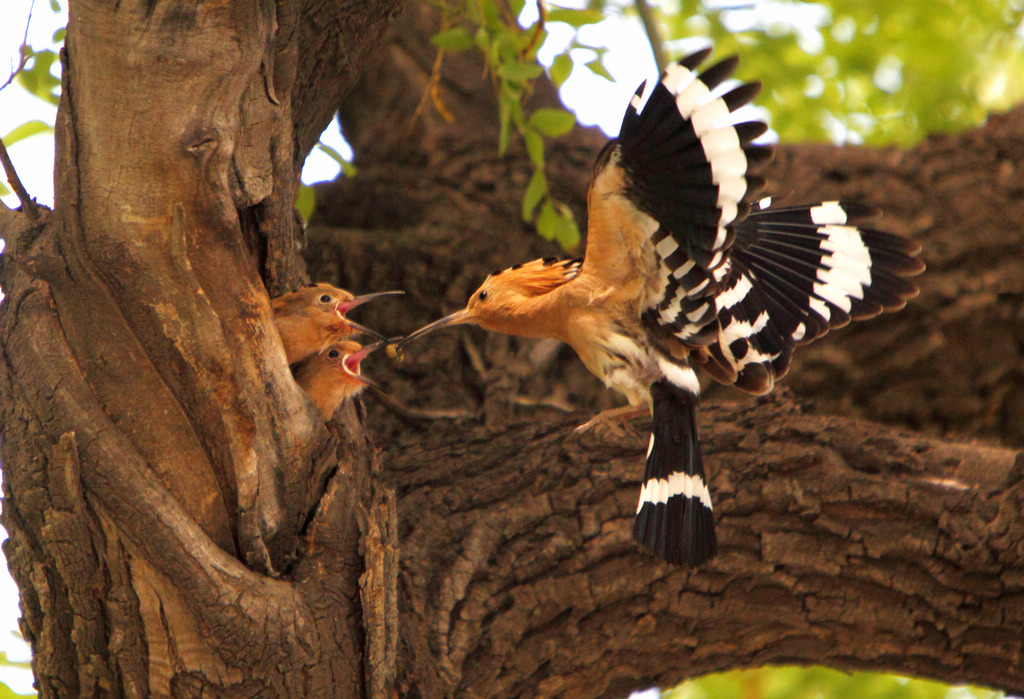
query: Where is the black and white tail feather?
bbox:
[633,381,716,566]
[615,49,923,567]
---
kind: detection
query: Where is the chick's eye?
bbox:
[319,294,332,304]
[327,349,340,358]
[478,290,488,301]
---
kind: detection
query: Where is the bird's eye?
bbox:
[319,294,332,304]
[478,290,488,301]
[327,349,340,358]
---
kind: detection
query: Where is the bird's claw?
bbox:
[573,407,645,438]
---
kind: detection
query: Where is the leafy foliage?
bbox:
[427,0,1024,250]
[15,47,60,107]
[658,0,1024,145]
[0,653,34,698]
[428,0,623,249]
[663,666,1005,699]
[0,6,64,200]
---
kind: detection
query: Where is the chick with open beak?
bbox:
[293,341,381,417]
[272,283,402,364]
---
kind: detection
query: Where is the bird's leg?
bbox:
[574,404,650,437]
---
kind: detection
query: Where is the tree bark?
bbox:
[1,0,402,696]
[1,2,1022,698]
[386,398,1024,698]
[308,7,1024,696]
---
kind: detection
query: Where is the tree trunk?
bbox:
[1,0,402,696]
[1,2,1022,698]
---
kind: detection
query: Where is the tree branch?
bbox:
[0,136,40,220]
[0,0,34,94]
[384,396,1024,697]
[634,0,666,74]
[317,28,1024,693]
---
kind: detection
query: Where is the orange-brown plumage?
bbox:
[293,340,380,417]
[397,49,922,568]
[272,283,400,364]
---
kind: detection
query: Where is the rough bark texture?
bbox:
[0,1,1022,698]
[1,0,403,696]
[306,6,1024,696]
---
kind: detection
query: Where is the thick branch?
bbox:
[0,137,40,219]
[311,19,1024,696]
[385,396,1023,697]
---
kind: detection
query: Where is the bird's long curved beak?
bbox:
[345,342,384,389]
[335,290,404,315]
[340,318,390,342]
[397,309,471,345]
[335,291,403,341]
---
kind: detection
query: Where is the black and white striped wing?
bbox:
[614,49,771,346]
[704,199,925,393]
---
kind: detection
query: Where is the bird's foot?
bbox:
[574,405,649,437]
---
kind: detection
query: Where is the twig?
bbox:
[0,0,41,219]
[634,0,667,74]
[0,0,36,95]
[0,137,40,220]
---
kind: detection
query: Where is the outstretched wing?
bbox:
[700,199,925,393]
[578,48,771,346]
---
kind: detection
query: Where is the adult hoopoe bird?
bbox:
[272,283,402,364]
[294,340,381,417]
[401,48,923,567]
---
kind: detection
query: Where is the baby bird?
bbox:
[272,283,401,364]
[293,341,381,417]
[399,49,922,567]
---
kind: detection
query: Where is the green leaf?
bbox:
[431,27,475,52]
[523,128,544,168]
[17,49,61,105]
[316,142,345,167]
[536,200,580,249]
[527,108,576,137]
[338,159,357,178]
[0,680,35,699]
[473,26,490,53]
[546,8,605,27]
[0,182,10,197]
[498,91,513,155]
[295,184,316,223]
[52,27,65,43]
[584,57,613,82]
[536,201,559,241]
[316,142,356,177]
[3,120,52,145]
[550,53,573,88]
[664,667,1007,699]
[551,201,581,249]
[501,85,525,130]
[521,168,546,221]
[480,0,500,30]
[497,60,544,85]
